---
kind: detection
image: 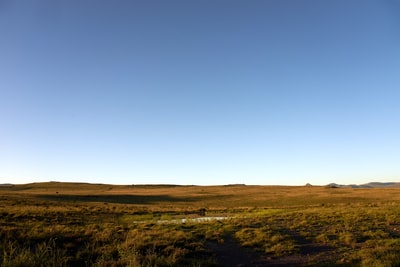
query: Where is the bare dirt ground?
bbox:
[207,233,339,267]
[207,235,266,267]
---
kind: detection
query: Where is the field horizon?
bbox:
[3,180,400,188]
[2,180,400,266]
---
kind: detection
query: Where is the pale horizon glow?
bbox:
[1,1,400,186]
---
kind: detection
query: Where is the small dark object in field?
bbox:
[198,208,206,216]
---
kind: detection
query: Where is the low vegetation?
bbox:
[1,182,400,266]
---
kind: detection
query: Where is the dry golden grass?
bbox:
[2,182,400,266]
[3,182,400,209]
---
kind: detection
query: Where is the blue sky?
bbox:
[1,1,400,185]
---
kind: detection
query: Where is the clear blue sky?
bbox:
[1,1,399,185]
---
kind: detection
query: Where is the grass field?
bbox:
[1,182,400,266]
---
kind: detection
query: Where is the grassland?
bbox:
[1,182,400,266]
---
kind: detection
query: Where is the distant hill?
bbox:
[3,181,400,189]
[326,182,400,188]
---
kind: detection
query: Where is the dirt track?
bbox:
[206,233,339,267]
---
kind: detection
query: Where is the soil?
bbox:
[206,232,340,267]
[206,235,266,267]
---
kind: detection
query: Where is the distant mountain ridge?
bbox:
[326,182,400,188]
[2,181,400,188]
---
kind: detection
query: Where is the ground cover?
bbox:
[1,182,400,266]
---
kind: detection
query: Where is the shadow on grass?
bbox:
[35,194,201,204]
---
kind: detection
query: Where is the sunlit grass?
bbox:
[1,183,400,266]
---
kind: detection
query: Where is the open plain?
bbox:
[1,182,400,266]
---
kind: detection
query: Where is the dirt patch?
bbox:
[206,232,339,267]
[283,230,340,265]
[206,235,267,267]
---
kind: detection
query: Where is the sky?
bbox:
[1,0,400,186]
